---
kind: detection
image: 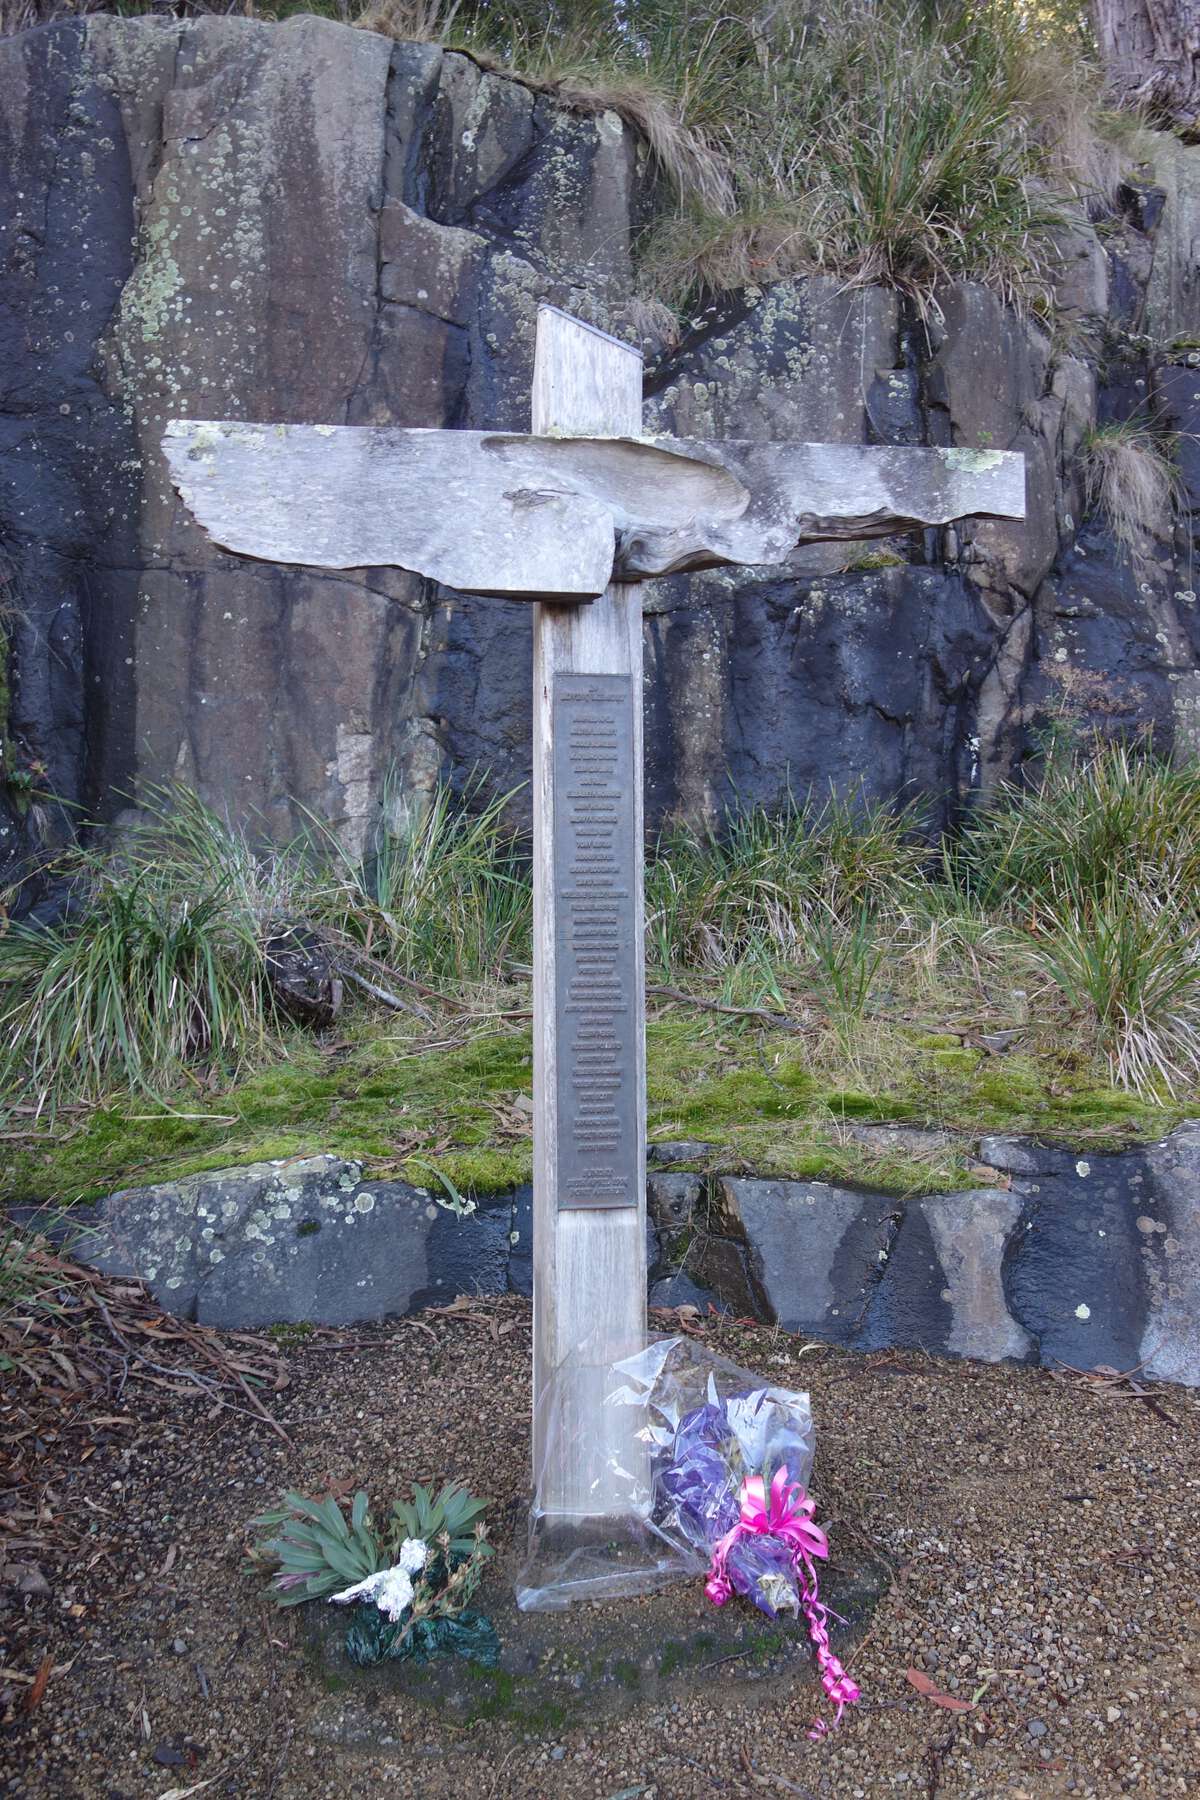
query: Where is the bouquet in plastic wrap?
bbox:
[615,1337,858,1735]
[658,1373,859,1735]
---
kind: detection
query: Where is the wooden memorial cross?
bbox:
[165,305,1023,1585]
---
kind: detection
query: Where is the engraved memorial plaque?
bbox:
[552,671,638,1209]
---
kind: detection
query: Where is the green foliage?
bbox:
[1036,885,1200,1093]
[8,736,1200,1215]
[645,0,1073,309]
[248,1489,384,1607]
[249,1478,492,1612]
[954,737,1200,1093]
[0,777,528,1109]
[0,786,288,1106]
[804,903,884,1024]
[249,1479,496,1674]
[645,790,926,977]
[453,0,1126,311]
[955,736,1200,914]
[391,1479,490,1562]
[309,775,531,984]
[1078,419,1182,560]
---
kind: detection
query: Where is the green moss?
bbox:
[747,1627,787,1665]
[1,1020,536,1205]
[844,549,906,572]
[268,1320,314,1347]
[3,991,1193,1209]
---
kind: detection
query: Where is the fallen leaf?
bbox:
[23,1652,53,1715]
[906,1667,976,1712]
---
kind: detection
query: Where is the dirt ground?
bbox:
[2,1292,1198,1800]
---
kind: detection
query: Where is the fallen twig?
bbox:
[1050,1353,1175,1423]
[338,964,432,1020]
[646,980,808,1032]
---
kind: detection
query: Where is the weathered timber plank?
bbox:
[161,420,615,599]
[530,308,649,1525]
[163,419,1025,598]
[618,437,1026,576]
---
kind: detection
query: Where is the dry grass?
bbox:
[355,0,461,43]
[2,0,1139,314]
[530,67,733,214]
[1079,419,1182,559]
[628,0,1137,314]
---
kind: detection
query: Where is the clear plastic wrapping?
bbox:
[517,1335,814,1612]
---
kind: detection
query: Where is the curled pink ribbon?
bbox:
[704,1466,861,1738]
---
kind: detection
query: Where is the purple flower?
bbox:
[658,1389,815,1620]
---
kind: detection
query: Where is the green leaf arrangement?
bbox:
[248,1479,491,1611]
[247,1488,383,1608]
[391,1480,489,1563]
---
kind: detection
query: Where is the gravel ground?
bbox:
[2,1296,1198,1800]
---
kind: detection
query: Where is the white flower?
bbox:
[329,1553,421,1620]
[398,1537,428,1576]
[329,1570,386,1608]
[375,1567,415,1621]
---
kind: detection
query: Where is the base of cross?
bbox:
[305,1509,888,1727]
[516,1513,679,1612]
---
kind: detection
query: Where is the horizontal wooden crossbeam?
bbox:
[163,420,1025,600]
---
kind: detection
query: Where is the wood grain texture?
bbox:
[161,419,615,598]
[530,307,649,1523]
[163,419,1024,598]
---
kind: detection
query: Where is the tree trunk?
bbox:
[1091,0,1200,133]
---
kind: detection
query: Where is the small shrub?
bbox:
[249,1480,495,1667]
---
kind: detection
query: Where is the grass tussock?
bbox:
[6,0,1136,313]
[0,788,285,1107]
[1079,419,1182,560]
[308,776,531,986]
[462,0,1133,313]
[0,777,529,1108]
[5,736,1200,1211]
[957,737,1200,1092]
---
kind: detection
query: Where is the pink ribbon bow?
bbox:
[705,1466,861,1738]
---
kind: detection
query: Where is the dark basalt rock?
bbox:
[4,16,1200,868]
[11,1125,1200,1382]
[710,1177,898,1344]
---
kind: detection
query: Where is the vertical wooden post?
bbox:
[530,307,648,1530]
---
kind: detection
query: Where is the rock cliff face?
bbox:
[2,14,1200,869]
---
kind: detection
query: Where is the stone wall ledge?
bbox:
[10,1122,1200,1385]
